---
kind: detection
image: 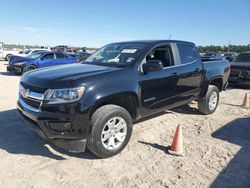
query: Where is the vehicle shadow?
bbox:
[0,109,97,160]
[222,103,242,107]
[0,72,19,77]
[210,117,250,188]
[170,104,202,115]
[138,140,168,153]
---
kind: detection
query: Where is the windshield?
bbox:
[84,43,146,67]
[224,53,233,57]
[24,50,31,54]
[204,53,216,57]
[235,53,250,62]
[27,51,45,59]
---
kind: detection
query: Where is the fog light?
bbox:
[48,122,72,132]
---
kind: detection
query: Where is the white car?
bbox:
[0,43,20,61]
[17,48,50,57]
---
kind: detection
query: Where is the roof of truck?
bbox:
[111,40,195,46]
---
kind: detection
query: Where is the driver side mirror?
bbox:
[143,60,164,73]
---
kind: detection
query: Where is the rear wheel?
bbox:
[87,105,133,158]
[198,85,219,115]
[5,54,12,61]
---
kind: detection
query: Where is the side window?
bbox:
[56,53,65,58]
[64,54,70,58]
[177,44,197,64]
[42,53,54,60]
[146,45,173,67]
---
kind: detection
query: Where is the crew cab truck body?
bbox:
[17,40,230,158]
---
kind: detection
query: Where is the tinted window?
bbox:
[177,44,197,64]
[42,53,54,60]
[146,45,173,67]
[56,53,65,58]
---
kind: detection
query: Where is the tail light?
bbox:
[77,58,80,62]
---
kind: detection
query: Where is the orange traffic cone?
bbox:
[168,125,185,156]
[242,93,249,108]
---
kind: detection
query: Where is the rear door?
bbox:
[55,53,76,65]
[176,43,203,100]
[39,53,56,68]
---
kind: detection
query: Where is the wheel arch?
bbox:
[199,76,223,98]
[209,77,223,91]
[89,92,139,121]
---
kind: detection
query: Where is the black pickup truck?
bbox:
[228,52,250,88]
[17,40,230,158]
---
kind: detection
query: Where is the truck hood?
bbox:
[21,63,120,89]
[230,62,250,69]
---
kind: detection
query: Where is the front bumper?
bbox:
[17,99,89,153]
[228,68,250,87]
[7,65,23,74]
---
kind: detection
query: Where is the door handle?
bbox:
[171,72,179,76]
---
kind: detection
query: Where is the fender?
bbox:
[82,87,140,121]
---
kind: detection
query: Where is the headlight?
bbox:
[44,86,85,104]
[14,62,25,66]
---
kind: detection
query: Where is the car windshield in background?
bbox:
[24,50,31,54]
[204,53,216,57]
[224,53,233,57]
[84,43,146,67]
[235,53,250,62]
[27,51,45,59]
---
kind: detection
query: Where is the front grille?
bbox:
[230,69,241,77]
[21,95,41,108]
[21,82,47,93]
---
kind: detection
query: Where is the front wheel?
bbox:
[23,66,36,74]
[198,85,219,115]
[87,105,133,158]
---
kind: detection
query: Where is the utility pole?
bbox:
[228,40,231,52]
[168,33,172,40]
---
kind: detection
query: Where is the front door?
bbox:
[139,45,181,115]
[39,53,56,68]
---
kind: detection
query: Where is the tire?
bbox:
[87,105,133,158]
[5,54,12,61]
[23,66,36,74]
[198,85,219,115]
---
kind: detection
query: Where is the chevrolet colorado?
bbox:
[17,40,230,158]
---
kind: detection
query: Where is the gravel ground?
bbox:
[0,60,250,188]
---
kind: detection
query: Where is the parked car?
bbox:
[54,45,68,52]
[201,52,224,61]
[223,52,238,62]
[0,42,20,61]
[7,51,79,74]
[9,49,50,64]
[228,52,250,88]
[69,52,90,62]
[17,40,230,158]
[65,49,76,56]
